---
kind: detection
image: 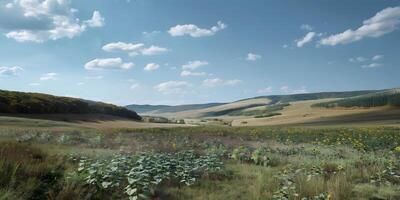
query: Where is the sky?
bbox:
[0,0,399,106]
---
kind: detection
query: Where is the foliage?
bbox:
[74,151,223,199]
[254,112,282,118]
[313,89,400,108]
[0,89,141,120]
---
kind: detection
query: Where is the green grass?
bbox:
[0,124,399,200]
[228,103,289,117]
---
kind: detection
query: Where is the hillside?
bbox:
[248,90,378,104]
[138,90,380,118]
[126,103,225,114]
[312,88,400,108]
[0,90,141,120]
[125,104,171,113]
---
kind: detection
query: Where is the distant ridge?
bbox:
[126,103,225,114]
[313,88,400,108]
[126,89,382,118]
[0,90,141,120]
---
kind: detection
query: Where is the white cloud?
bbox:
[257,86,273,94]
[144,63,160,71]
[77,82,84,86]
[40,72,58,81]
[84,58,133,70]
[372,54,384,61]
[84,75,103,80]
[280,86,290,93]
[246,53,261,61]
[1,1,104,42]
[349,57,369,62]
[362,63,384,68]
[5,3,14,9]
[168,21,227,37]
[300,24,314,31]
[102,42,169,56]
[142,30,160,37]
[154,81,190,95]
[0,66,23,76]
[182,60,208,70]
[320,6,400,46]
[141,45,169,55]
[102,42,144,52]
[130,83,140,90]
[296,32,316,47]
[180,70,206,77]
[202,78,242,87]
[84,10,105,27]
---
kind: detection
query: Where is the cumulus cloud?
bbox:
[84,11,105,27]
[202,78,242,87]
[84,58,134,70]
[372,54,384,61]
[257,86,273,94]
[320,7,400,46]
[40,72,58,80]
[0,0,105,42]
[154,81,190,95]
[144,63,160,71]
[142,30,160,37]
[296,32,316,47]
[349,57,369,62]
[182,60,208,70]
[168,21,227,37]
[280,86,290,93]
[0,66,23,76]
[300,24,314,31]
[102,42,169,56]
[102,42,144,52]
[141,45,169,55]
[362,63,384,68]
[130,83,140,90]
[246,53,261,61]
[180,70,206,77]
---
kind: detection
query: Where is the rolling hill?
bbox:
[126,103,226,114]
[312,88,400,108]
[0,90,141,120]
[131,89,381,119]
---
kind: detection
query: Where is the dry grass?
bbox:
[144,98,271,118]
[231,99,400,127]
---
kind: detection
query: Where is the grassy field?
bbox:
[0,117,399,200]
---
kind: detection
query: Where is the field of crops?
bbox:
[0,126,399,200]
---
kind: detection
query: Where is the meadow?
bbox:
[0,122,399,200]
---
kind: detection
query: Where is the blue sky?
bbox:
[0,0,399,105]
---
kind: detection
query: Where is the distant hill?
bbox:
[248,90,379,104]
[126,103,225,114]
[133,89,381,118]
[126,104,171,113]
[312,88,400,108]
[0,90,141,120]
